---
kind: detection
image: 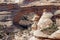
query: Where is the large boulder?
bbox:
[37,12,53,30]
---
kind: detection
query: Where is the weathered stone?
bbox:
[56,18,60,28]
[49,30,60,39]
[37,12,53,30]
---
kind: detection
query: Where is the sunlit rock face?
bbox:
[47,0,57,2]
[49,30,60,39]
[40,0,60,3]
[48,0,60,3]
[0,0,24,4]
[14,0,24,4]
[37,12,53,30]
[14,0,19,3]
[29,36,39,40]
[29,30,49,40]
[0,0,60,4]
